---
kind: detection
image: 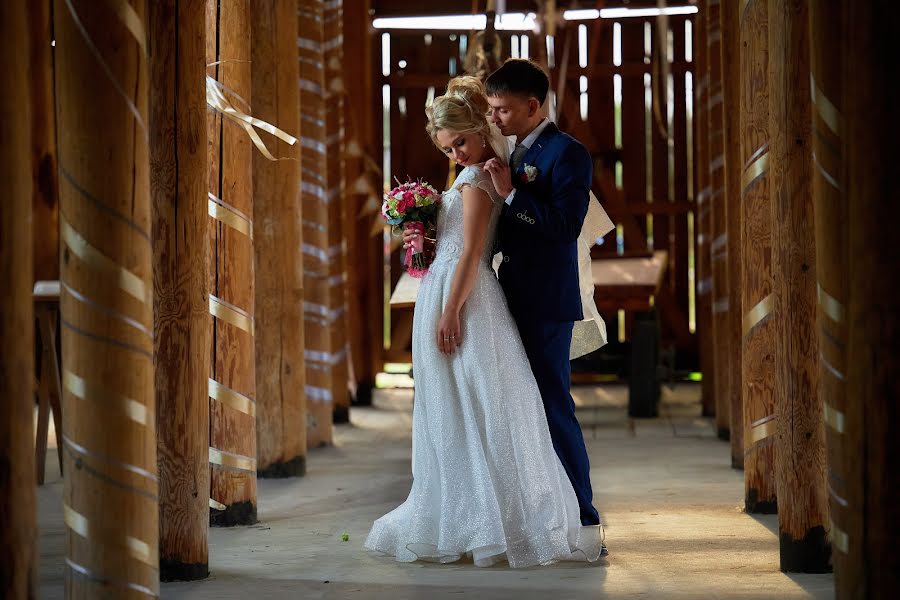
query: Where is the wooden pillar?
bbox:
[809,0,850,591]
[205,0,258,525]
[28,0,59,283]
[768,0,830,572]
[343,0,382,406]
[719,0,744,468]
[694,1,716,419]
[707,0,731,441]
[324,0,350,424]
[54,0,160,596]
[250,0,307,478]
[0,3,37,598]
[822,0,900,595]
[739,0,777,513]
[299,0,349,446]
[150,0,211,580]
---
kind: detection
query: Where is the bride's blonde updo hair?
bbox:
[425,76,492,147]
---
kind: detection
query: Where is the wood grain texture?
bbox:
[767,0,830,572]
[250,0,307,477]
[694,0,716,418]
[720,0,744,468]
[343,0,381,405]
[707,0,731,440]
[28,0,59,283]
[150,0,211,580]
[299,0,348,446]
[323,0,350,423]
[206,0,257,525]
[0,3,37,598]
[54,0,160,595]
[809,0,851,591]
[842,0,900,594]
[739,0,777,514]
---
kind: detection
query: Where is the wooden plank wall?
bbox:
[379,16,698,367]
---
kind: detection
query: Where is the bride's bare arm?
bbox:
[436,184,494,355]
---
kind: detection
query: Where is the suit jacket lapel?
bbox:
[516,122,559,175]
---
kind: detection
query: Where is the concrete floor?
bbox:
[36,384,835,599]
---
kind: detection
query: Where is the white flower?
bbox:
[523,164,539,183]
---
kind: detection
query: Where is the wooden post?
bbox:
[832,0,900,598]
[28,0,59,283]
[150,0,211,580]
[54,0,160,596]
[707,0,731,441]
[739,0,777,513]
[694,0,716,419]
[343,0,382,406]
[809,0,849,590]
[0,3,37,598]
[250,0,307,478]
[206,0,258,526]
[324,0,350,424]
[768,0,830,571]
[299,0,350,446]
[719,0,744,468]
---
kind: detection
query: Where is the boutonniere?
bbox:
[520,163,539,184]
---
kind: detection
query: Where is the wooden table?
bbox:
[388,271,420,310]
[591,250,668,312]
[591,251,668,417]
[390,251,669,310]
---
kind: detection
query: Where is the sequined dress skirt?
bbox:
[364,247,604,568]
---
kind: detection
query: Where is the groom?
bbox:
[483,59,601,529]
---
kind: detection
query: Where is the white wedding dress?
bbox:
[364,165,604,568]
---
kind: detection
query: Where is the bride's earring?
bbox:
[482,137,487,148]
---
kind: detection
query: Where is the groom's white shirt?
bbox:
[505,117,552,206]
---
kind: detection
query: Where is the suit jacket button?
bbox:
[503,255,510,263]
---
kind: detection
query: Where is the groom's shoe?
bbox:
[600,544,609,557]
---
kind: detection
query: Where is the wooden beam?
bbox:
[28,0,59,284]
[739,0,777,513]
[54,0,160,593]
[810,0,849,589]
[344,0,382,405]
[768,0,830,572]
[324,0,351,424]
[300,0,349,445]
[694,0,716,418]
[206,0,258,526]
[720,0,744,469]
[0,3,37,598]
[707,0,731,442]
[251,0,307,478]
[150,0,211,580]
[832,0,900,593]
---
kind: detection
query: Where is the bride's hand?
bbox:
[484,158,513,197]
[402,223,420,249]
[437,308,462,355]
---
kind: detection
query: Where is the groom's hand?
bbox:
[484,158,514,197]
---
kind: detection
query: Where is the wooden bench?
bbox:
[33,280,63,484]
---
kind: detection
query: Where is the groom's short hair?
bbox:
[485,59,550,106]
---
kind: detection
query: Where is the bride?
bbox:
[364,76,605,568]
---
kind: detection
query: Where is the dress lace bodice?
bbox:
[432,166,503,266]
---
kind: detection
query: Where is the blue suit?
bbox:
[496,122,601,526]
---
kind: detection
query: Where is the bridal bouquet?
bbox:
[382,179,441,277]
